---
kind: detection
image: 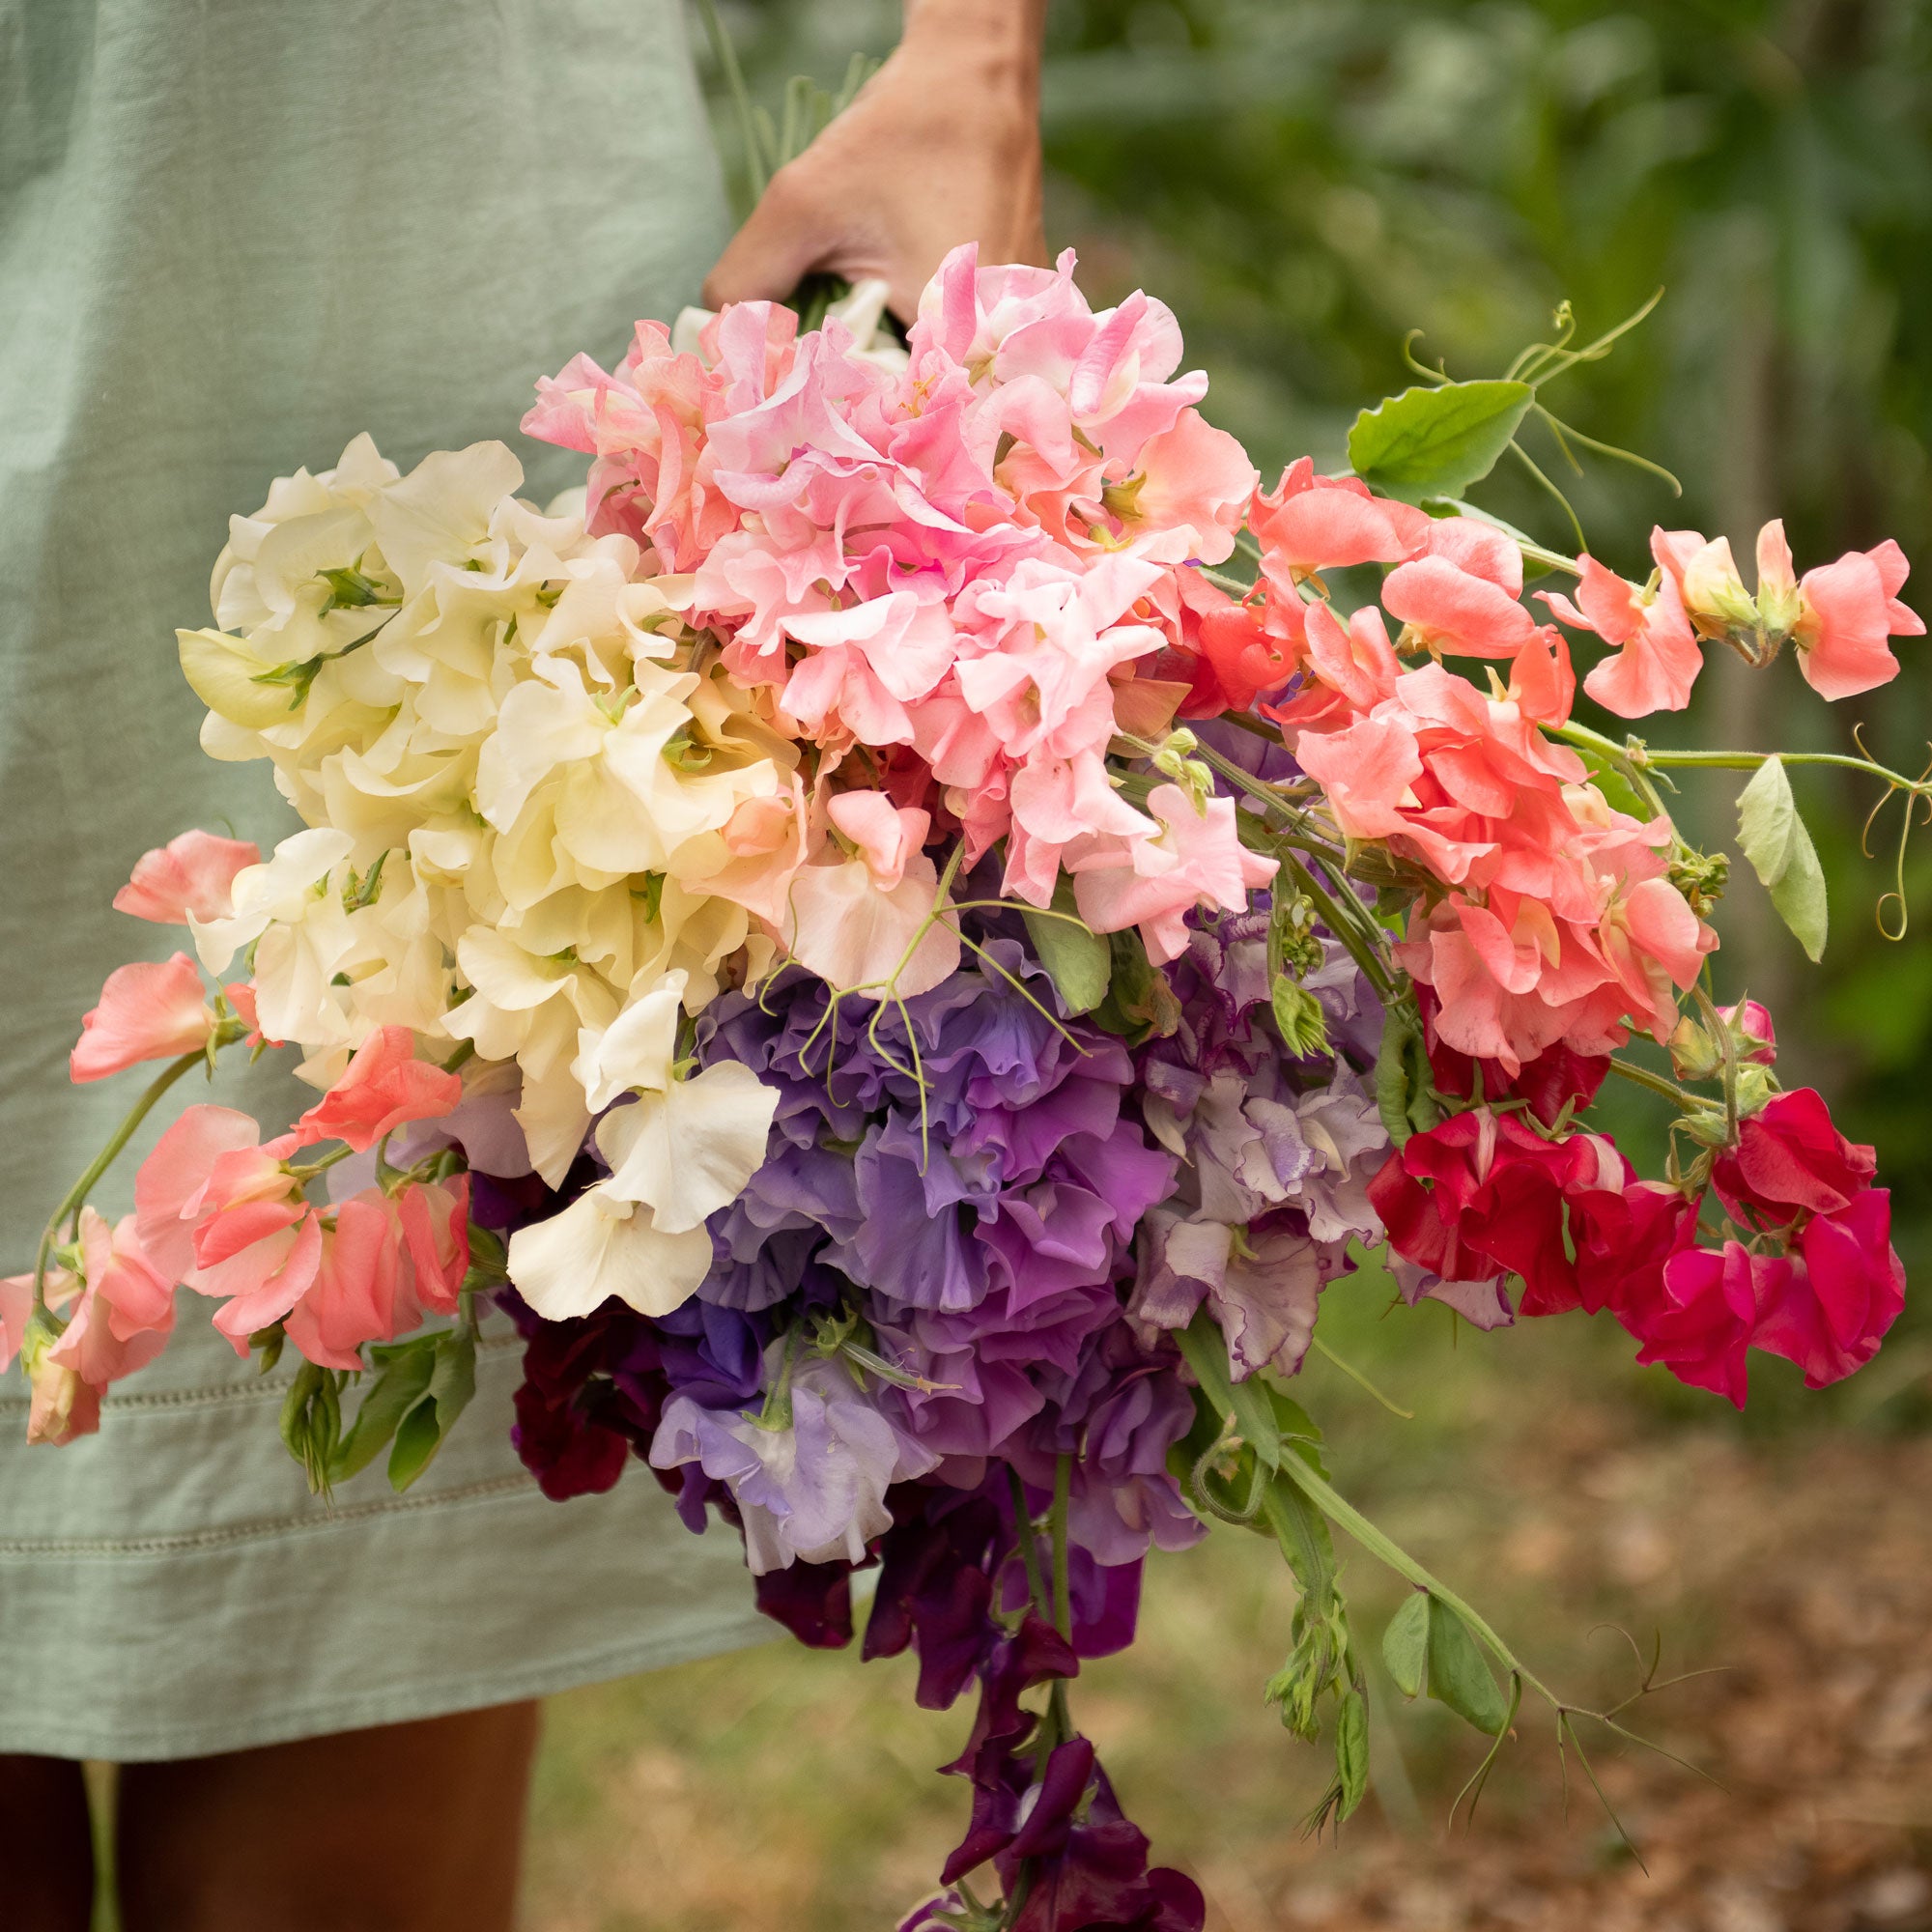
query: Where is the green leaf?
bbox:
[1382,1591,1430,1698]
[387,1324,479,1492]
[1021,877,1111,1015]
[329,1337,438,1484]
[1334,1686,1371,1822]
[1426,1600,1510,1735]
[1348,380,1535,505]
[1736,756,1828,962]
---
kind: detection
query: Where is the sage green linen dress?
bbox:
[0,0,771,1760]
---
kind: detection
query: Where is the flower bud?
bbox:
[1718,998,1777,1066]
[1667,1016,1721,1083]
[21,1316,100,1446]
[1733,1064,1777,1119]
[1676,536,1759,632]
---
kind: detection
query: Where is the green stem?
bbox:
[1555,722,1926,797]
[1271,1448,1562,1710]
[1049,1454,1073,1645]
[33,1050,204,1306]
[1310,1334,1414,1419]
[1009,1464,1049,1615]
[1605,1055,1708,1115]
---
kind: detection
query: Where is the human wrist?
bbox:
[897,0,1045,101]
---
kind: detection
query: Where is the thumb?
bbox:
[701,173,838,309]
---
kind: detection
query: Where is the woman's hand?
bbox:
[702,0,1048,324]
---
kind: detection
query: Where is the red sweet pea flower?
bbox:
[1711,1087,1876,1225]
[1368,1110,1667,1317]
[1630,1242,1771,1409]
[1758,1190,1906,1390]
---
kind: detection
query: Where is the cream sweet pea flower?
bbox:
[176,431,801,1232]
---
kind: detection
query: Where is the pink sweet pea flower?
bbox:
[70,952,213,1083]
[1541,554,1704,719]
[283,1193,406,1372]
[1786,531,1924,701]
[827,791,930,893]
[134,1104,321,1349]
[1719,998,1777,1065]
[25,1348,100,1445]
[1711,1087,1876,1226]
[113,830,261,924]
[293,1027,464,1153]
[0,1272,30,1373]
[44,1208,176,1390]
[395,1176,472,1321]
[1250,457,1430,578]
[784,845,962,1000]
[1762,1189,1906,1388]
[1069,783,1277,963]
[1100,408,1259,565]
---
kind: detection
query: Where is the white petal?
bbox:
[573,971,688,1112]
[595,1063,777,1233]
[507,1186,713,1321]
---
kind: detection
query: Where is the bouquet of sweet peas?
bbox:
[10,247,1922,1929]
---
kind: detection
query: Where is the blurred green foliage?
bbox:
[697,0,1932,1268]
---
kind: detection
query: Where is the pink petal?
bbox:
[71,953,212,1083]
[113,831,261,925]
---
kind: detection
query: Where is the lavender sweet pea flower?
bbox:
[650,1351,940,1573]
[1129,1206,1329,1380]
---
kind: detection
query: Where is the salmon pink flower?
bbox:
[1250,457,1431,579]
[44,1209,176,1391]
[113,830,261,925]
[134,1104,321,1347]
[1100,407,1258,566]
[394,1175,472,1321]
[24,1338,99,1445]
[1542,554,1703,718]
[1381,519,1542,659]
[293,1026,464,1152]
[0,1272,30,1375]
[1785,529,1924,700]
[70,952,213,1082]
[283,1193,407,1371]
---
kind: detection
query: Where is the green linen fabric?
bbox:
[0,0,773,1758]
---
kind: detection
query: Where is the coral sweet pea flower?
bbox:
[1541,554,1704,719]
[70,953,213,1082]
[293,1026,464,1152]
[1779,525,1925,700]
[113,830,261,925]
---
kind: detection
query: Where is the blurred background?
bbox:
[521,4,1932,1926]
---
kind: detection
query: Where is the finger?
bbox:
[701,172,837,309]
